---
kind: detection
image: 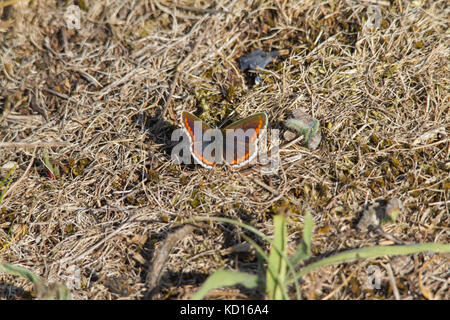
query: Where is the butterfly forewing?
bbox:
[222,113,268,167]
[181,112,221,168]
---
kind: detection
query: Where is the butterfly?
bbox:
[180,111,268,169]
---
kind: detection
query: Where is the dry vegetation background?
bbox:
[0,0,449,300]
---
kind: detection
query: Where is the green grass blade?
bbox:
[287,242,450,284]
[0,165,16,203]
[240,233,300,299]
[42,151,59,178]
[266,214,288,300]
[188,216,302,299]
[290,212,313,265]
[188,217,297,273]
[240,233,269,261]
[190,270,259,300]
[0,261,42,283]
[0,261,71,300]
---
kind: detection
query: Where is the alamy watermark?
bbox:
[366,5,382,30]
[365,265,382,290]
[64,5,81,30]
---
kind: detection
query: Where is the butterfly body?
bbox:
[181,111,268,169]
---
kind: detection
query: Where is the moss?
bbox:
[147,169,160,184]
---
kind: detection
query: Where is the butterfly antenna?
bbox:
[219,110,237,128]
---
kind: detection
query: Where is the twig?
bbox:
[154,0,204,20]
[374,226,408,245]
[385,263,400,300]
[0,96,11,123]
[42,88,71,100]
[323,267,359,300]
[145,225,195,299]
[0,0,21,9]
[0,142,69,148]
[2,149,36,203]
[171,3,230,15]
[154,19,214,131]
[418,256,436,300]
[29,92,48,122]
[52,209,147,266]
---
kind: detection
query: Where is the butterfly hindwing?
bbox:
[222,113,268,168]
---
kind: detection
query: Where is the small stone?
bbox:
[356,198,402,231]
[239,49,288,85]
[307,131,322,150]
[284,109,321,150]
[1,161,17,171]
[284,130,297,141]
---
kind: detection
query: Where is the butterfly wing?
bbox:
[181,111,217,169]
[222,113,268,168]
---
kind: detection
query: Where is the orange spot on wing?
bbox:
[184,116,215,167]
[184,117,195,140]
[250,119,263,142]
[230,118,264,165]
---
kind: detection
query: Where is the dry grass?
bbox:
[0,0,449,300]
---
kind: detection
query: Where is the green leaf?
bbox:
[42,151,59,178]
[265,214,288,300]
[189,215,301,299]
[287,242,450,285]
[0,261,71,300]
[191,270,258,300]
[285,117,320,147]
[0,261,42,283]
[0,164,16,203]
[290,212,314,265]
